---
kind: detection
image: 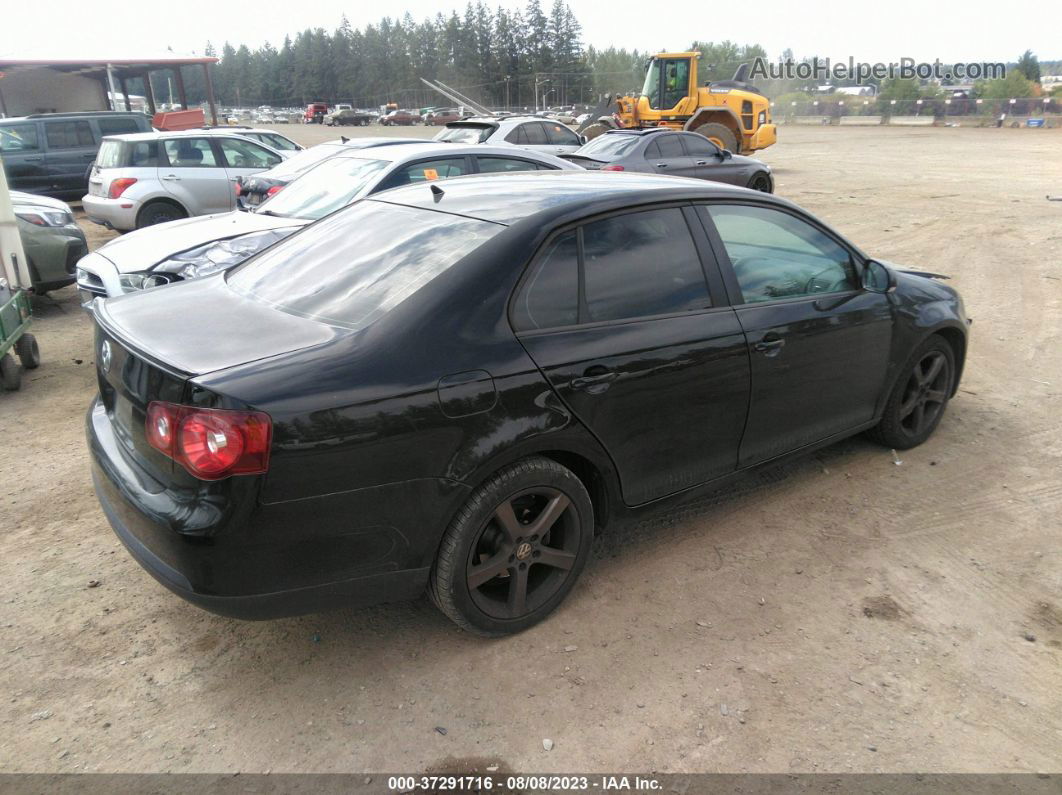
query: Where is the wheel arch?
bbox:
[931,324,967,397]
[136,196,188,226]
[685,108,743,143]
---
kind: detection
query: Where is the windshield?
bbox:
[434,124,492,144]
[229,201,502,332]
[263,144,343,180]
[641,59,661,103]
[255,156,389,220]
[576,134,642,158]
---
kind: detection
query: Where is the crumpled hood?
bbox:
[93,211,307,273]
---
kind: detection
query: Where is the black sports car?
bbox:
[87,172,969,636]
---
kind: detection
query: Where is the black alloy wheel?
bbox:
[430,457,594,635]
[869,335,954,449]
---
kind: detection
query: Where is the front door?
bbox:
[0,122,47,193]
[698,203,895,467]
[513,205,751,505]
[216,137,283,203]
[159,137,232,215]
[43,119,98,193]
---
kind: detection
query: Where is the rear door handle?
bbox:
[161,174,181,181]
[655,162,667,168]
[695,160,708,165]
[753,336,785,355]
[22,156,43,162]
[570,369,618,393]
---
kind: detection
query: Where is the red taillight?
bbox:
[234,182,243,197]
[108,177,137,199]
[146,401,271,480]
[600,164,625,172]
[266,185,283,197]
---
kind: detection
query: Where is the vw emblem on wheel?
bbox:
[100,340,112,373]
[516,541,533,560]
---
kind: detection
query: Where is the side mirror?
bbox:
[579,135,587,145]
[862,259,895,293]
[719,149,733,160]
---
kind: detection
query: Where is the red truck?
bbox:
[304,102,329,124]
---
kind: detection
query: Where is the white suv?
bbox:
[434,115,584,155]
[82,130,284,231]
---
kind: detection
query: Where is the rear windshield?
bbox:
[229,201,502,331]
[255,156,389,220]
[435,124,493,144]
[577,134,642,158]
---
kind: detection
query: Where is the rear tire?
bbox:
[0,353,21,391]
[692,122,738,153]
[136,201,186,229]
[14,333,40,369]
[868,335,955,449]
[429,457,594,636]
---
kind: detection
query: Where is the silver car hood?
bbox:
[94,211,307,273]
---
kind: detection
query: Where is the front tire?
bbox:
[747,172,773,193]
[868,335,955,449]
[429,457,594,636]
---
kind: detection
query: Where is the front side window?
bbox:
[229,202,502,332]
[163,138,218,167]
[218,138,281,169]
[379,158,466,190]
[545,123,580,146]
[680,134,720,157]
[0,124,40,152]
[705,204,858,303]
[512,207,712,331]
[45,121,94,149]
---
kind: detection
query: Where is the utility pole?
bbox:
[505,75,511,111]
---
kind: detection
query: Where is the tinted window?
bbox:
[163,138,218,167]
[652,135,685,158]
[680,134,719,157]
[477,156,544,173]
[0,124,40,152]
[518,122,548,145]
[705,205,858,303]
[45,121,94,149]
[217,137,281,168]
[544,122,580,145]
[582,208,710,321]
[97,117,141,136]
[380,158,466,190]
[511,231,579,331]
[229,202,502,331]
[504,126,527,145]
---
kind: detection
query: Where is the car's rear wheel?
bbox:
[137,201,187,229]
[747,172,772,192]
[429,457,594,636]
[868,335,955,449]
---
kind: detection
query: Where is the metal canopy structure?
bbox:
[0,55,219,124]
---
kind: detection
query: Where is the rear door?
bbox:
[0,122,47,192]
[512,204,751,505]
[697,202,895,466]
[43,119,98,193]
[507,121,553,154]
[159,137,232,215]
[643,135,699,178]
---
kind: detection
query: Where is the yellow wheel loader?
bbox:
[578,52,777,154]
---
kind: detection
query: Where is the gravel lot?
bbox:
[1,123,1060,775]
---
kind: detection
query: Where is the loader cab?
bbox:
[640,54,697,112]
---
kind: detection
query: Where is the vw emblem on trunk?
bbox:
[100,340,112,373]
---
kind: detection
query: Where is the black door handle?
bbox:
[696,160,708,165]
[570,368,618,392]
[753,336,785,354]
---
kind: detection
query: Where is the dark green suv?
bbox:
[0,111,152,198]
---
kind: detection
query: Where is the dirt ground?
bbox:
[1,123,1060,775]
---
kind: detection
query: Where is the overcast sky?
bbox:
[2,0,1059,65]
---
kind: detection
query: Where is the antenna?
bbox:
[430,183,445,202]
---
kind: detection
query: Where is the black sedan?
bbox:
[564,128,773,192]
[87,172,969,636]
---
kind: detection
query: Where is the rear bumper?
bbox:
[87,399,450,619]
[82,194,140,231]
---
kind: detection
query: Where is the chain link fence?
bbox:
[774,97,1061,126]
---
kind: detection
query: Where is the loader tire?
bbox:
[581,122,611,141]
[692,122,738,153]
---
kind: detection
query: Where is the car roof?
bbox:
[100,129,280,142]
[373,170,779,226]
[602,127,675,136]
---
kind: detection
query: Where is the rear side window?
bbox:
[476,156,545,173]
[163,138,218,167]
[45,121,94,149]
[97,117,142,136]
[130,141,160,167]
[512,207,712,331]
[0,124,40,152]
[521,123,549,145]
[646,135,684,159]
[229,201,502,332]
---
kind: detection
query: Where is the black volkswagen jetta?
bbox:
[87,172,969,636]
